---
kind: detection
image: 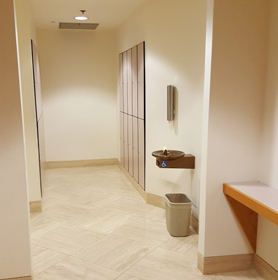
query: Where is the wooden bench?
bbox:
[223,181,278,251]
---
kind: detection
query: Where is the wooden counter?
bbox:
[223,181,278,251]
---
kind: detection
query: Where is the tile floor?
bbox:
[30,165,264,280]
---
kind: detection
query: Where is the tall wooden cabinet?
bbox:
[119,42,145,189]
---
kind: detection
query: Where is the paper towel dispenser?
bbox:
[167,85,175,121]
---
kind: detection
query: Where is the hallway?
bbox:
[30,165,263,280]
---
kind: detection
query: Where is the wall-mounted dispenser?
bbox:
[167,85,175,121]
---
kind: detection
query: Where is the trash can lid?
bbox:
[165,193,191,204]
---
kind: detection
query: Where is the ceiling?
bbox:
[30,0,147,30]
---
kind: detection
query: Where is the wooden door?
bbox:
[127,49,133,116]
[119,42,145,188]
[133,117,139,182]
[119,53,124,112]
[138,118,145,189]
[132,46,138,117]
[120,113,124,165]
[123,52,128,114]
[124,113,129,170]
[138,42,145,120]
[128,115,133,176]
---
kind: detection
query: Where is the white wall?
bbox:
[199,0,269,257]
[117,0,207,214]
[0,0,31,278]
[15,0,41,202]
[257,0,278,271]
[37,29,118,162]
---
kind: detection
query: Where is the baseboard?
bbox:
[191,213,199,233]
[29,201,42,213]
[147,193,165,209]
[119,165,147,200]
[4,276,32,280]
[198,252,254,274]
[118,164,167,208]
[45,158,119,169]
[117,164,147,200]
[254,254,278,280]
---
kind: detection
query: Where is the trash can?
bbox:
[165,193,192,237]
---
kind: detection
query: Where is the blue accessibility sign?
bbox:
[161,161,168,168]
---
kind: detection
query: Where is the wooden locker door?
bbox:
[132,46,138,117]
[128,115,133,176]
[133,117,139,183]
[127,49,133,116]
[124,114,129,170]
[123,52,128,114]
[138,42,145,120]
[119,54,124,112]
[138,118,145,189]
[120,113,124,166]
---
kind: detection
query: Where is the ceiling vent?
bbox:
[59,22,99,30]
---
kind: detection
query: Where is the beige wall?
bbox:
[0,0,31,278]
[15,0,41,202]
[37,29,118,162]
[199,0,268,257]
[116,0,207,215]
[257,0,278,270]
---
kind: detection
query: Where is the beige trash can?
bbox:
[165,193,192,237]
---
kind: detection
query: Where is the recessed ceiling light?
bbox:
[75,10,88,21]
[74,16,88,21]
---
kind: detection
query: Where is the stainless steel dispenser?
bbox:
[167,85,175,121]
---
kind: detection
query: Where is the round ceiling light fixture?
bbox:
[74,10,88,21]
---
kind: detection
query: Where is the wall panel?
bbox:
[132,46,138,117]
[120,113,124,165]
[127,49,133,115]
[119,53,123,112]
[123,52,128,114]
[31,41,45,196]
[124,113,128,170]
[138,42,145,120]
[133,117,139,182]
[0,0,32,277]
[128,115,133,175]
[138,118,145,189]
[119,42,145,189]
